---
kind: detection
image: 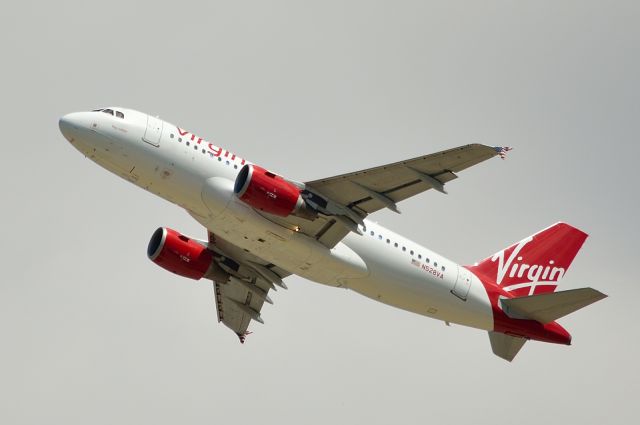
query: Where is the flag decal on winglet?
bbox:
[494,146,513,159]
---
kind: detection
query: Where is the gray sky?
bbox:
[1,1,638,424]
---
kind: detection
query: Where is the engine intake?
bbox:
[234,164,316,220]
[147,227,228,281]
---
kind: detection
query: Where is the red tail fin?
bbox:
[469,223,588,297]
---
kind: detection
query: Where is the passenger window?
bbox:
[116,111,124,119]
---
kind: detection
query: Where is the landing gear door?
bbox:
[143,115,163,146]
[452,266,472,301]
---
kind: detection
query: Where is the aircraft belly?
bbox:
[342,233,493,331]
[295,241,370,286]
[193,197,314,271]
[194,183,370,285]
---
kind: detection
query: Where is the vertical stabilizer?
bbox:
[470,223,588,297]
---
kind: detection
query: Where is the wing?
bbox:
[260,144,508,248]
[306,144,503,214]
[206,232,290,342]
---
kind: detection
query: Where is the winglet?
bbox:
[238,331,253,344]
[494,146,513,159]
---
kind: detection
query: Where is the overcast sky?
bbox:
[1,1,638,424]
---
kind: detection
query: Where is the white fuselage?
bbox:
[59,108,494,331]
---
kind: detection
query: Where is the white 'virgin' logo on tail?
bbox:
[492,237,533,285]
[491,236,566,285]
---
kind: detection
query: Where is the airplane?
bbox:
[58,107,606,361]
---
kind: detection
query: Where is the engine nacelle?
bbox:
[234,164,316,220]
[147,227,228,281]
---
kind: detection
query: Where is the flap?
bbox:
[207,232,290,342]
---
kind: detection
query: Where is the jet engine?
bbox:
[147,227,228,281]
[233,164,316,220]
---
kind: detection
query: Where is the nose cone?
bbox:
[59,112,93,141]
[59,114,75,141]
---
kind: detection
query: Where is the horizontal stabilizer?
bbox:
[488,331,527,362]
[500,288,607,324]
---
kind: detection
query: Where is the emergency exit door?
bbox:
[143,114,163,146]
[452,266,472,301]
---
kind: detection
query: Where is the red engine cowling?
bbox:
[147,227,215,280]
[234,164,316,219]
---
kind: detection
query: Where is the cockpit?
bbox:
[92,108,125,119]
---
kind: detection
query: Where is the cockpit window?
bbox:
[92,108,124,119]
